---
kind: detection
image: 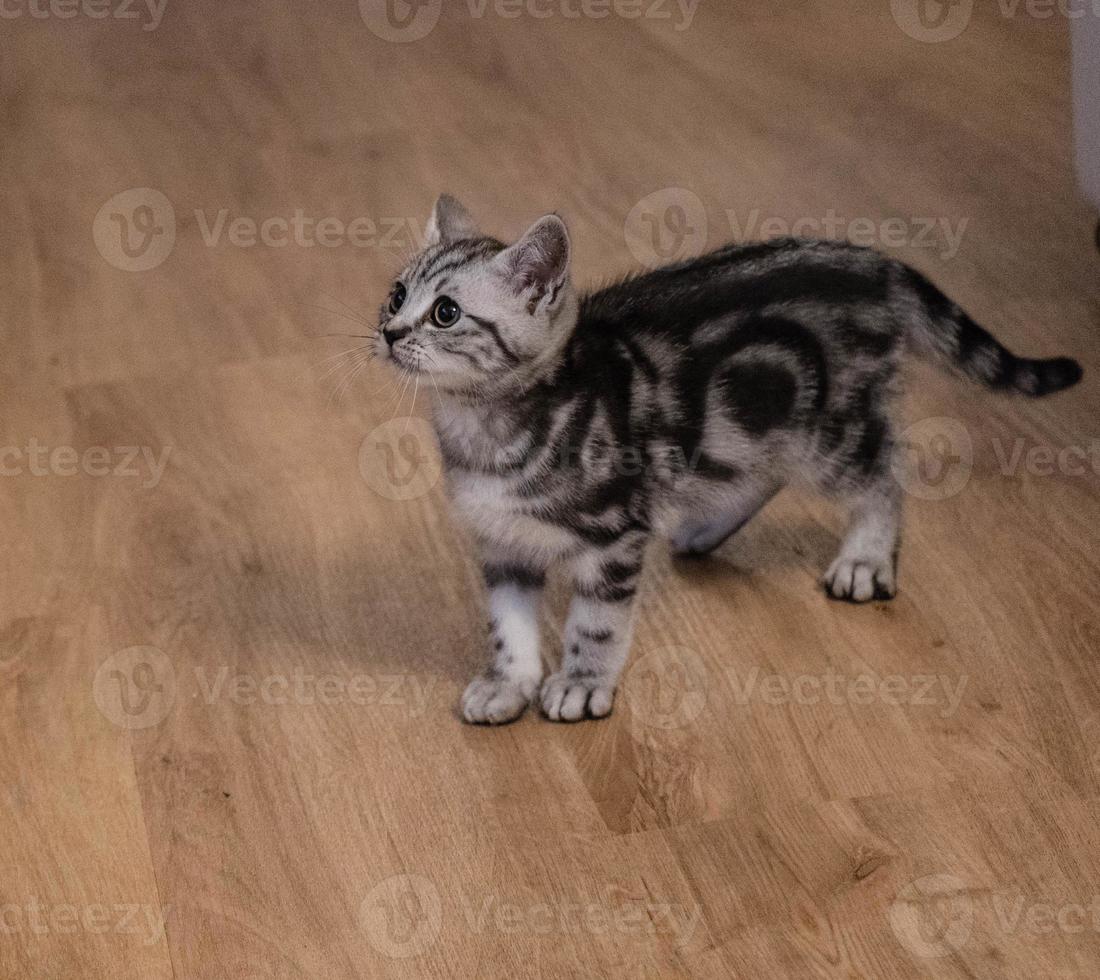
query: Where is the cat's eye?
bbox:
[431,296,461,328]
[388,283,406,315]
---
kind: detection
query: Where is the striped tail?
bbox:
[903,267,1083,398]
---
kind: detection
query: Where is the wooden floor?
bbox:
[3,2,1100,977]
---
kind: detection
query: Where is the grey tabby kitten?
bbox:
[375,195,1081,725]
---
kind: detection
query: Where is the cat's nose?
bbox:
[382,325,411,347]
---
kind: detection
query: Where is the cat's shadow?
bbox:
[242,515,842,687]
[663,518,839,583]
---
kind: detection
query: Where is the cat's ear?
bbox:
[424,194,479,247]
[494,214,571,314]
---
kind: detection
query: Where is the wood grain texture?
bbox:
[2,1,1099,977]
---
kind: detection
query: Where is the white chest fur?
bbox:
[433,400,578,561]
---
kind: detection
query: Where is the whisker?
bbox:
[421,351,444,403]
[380,365,408,416]
[326,349,377,406]
[316,347,374,384]
[389,364,417,421]
[314,343,373,369]
[318,291,369,323]
[301,303,372,329]
[402,372,422,435]
[333,357,374,405]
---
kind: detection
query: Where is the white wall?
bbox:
[1073,13,1100,210]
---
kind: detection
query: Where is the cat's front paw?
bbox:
[539,671,616,722]
[461,673,538,725]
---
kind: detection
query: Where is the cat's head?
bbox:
[376,195,576,395]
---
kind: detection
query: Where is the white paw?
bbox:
[823,556,896,603]
[461,673,538,725]
[539,671,616,722]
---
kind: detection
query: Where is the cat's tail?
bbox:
[900,265,1083,398]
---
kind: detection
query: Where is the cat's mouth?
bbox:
[386,345,421,375]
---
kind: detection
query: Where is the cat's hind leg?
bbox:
[670,475,783,558]
[823,476,901,602]
[817,410,903,602]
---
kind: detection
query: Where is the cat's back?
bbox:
[571,238,908,450]
[578,238,898,343]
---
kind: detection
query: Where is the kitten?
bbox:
[374,194,1082,725]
